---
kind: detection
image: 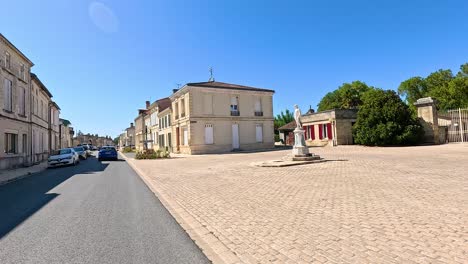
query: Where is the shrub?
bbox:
[122,147,134,153]
[353,89,424,146]
[135,149,170,159]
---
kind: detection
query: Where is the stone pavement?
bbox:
[0,161,48,185]
[123,145,468,264]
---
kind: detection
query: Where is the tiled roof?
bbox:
[186,81,274,93]
[156,97,171,111]
[278,120,296,131]
[31,73,53,98]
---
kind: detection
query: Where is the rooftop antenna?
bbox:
[208,67,215,82]
[176,83,181,88]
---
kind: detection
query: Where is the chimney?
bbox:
[172,89,179,94]
[145,101,150,108]
[130,122,134,127]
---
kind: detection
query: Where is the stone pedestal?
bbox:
[292,128,320,161]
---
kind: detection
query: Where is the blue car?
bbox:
[98,146,118,161]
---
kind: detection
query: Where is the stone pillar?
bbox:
[414,97,439,144]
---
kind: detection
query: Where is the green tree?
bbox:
[317,81,372,111]
[397,77,428,108]
[113,136,119,145]
[353,89,424,146]
[398,63,468,110]
[274,109,294,131]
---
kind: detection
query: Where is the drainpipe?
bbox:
[459,108,464,143]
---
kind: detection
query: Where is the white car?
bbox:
[48,148,80,168]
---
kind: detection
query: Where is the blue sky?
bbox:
[1,0,467,138]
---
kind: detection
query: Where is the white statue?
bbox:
[294,104,302,128]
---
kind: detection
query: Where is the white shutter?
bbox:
[205,124,213,144]
[231,96,237,105]
[4,79,12,111]
[183,128,188,146]
[256,124,263,142]
[255,98,261,112]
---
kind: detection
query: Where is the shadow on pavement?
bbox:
[0,156,109,238]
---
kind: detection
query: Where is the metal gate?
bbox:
[438,108,468,143]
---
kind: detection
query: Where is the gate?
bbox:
[438,108,468,143]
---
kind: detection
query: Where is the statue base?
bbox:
[292,127,321,161]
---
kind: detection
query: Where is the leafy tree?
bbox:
[317,81,372,111]
[274,109,294,132]
[397,77,428,108]
[398,63,468,110]
[113,136,119,145]
[353,89,424,146]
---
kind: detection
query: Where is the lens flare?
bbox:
[88,1,119,33]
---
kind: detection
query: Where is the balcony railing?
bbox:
[230,110,240,116]
[254,111,263,116]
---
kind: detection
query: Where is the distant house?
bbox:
[279,109,357,147]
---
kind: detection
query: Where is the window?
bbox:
[19,87,26,115]
[256,124,263,142]
[168,132,172,147]
[230,96,239,116]
[180,98,185,117]
[4,133,18,154]
[20,63,25,80]
[205,124,214,144]
[322,124,328,139]
[254,98,262,116]
[168,114,171,126]
[22,134,27,153]
[4,52,10,69]
[3,79,12,111]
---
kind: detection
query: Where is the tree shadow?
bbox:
[0,157,109,238]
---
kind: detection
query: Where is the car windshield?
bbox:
[101,147,115,151]
[58,149,71,155]
[73,147,84,151]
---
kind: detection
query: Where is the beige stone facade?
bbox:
[170,81,275,154]
[301,109,357,147]
[31,74,52,163]
[157,106,172,151]
[49,101,60,152]
[0,34,34,169]
[134,110,146,151]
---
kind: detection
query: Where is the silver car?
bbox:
[73,146,87,160]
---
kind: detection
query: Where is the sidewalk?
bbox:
[0,161,48,185]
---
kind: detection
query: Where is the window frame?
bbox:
[3,78,13,112]
[4,133,18,154]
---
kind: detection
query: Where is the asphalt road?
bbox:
[0,153,210,264]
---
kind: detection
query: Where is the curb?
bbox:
[120,153,240,264]
[0,164,48,186]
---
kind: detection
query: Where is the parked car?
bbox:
[73,146,87,160]
[82,145,92,157]
[48,148,80,168]
[98,146,118,161]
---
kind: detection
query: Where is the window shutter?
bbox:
[318,124,322,139]
[327,123,333,139]
[311,125,315,140]
[254,98,261,112]
[303,126,307,139]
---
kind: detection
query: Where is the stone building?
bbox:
[279,109,357,147]
[124,123,135,147]
[0,33,34,169]
[170,81,275,154]
[59,119,74,148]
[31,73,52,163]
[134,108,147,151]
[157,99,172,152]
[49,101,60,152]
